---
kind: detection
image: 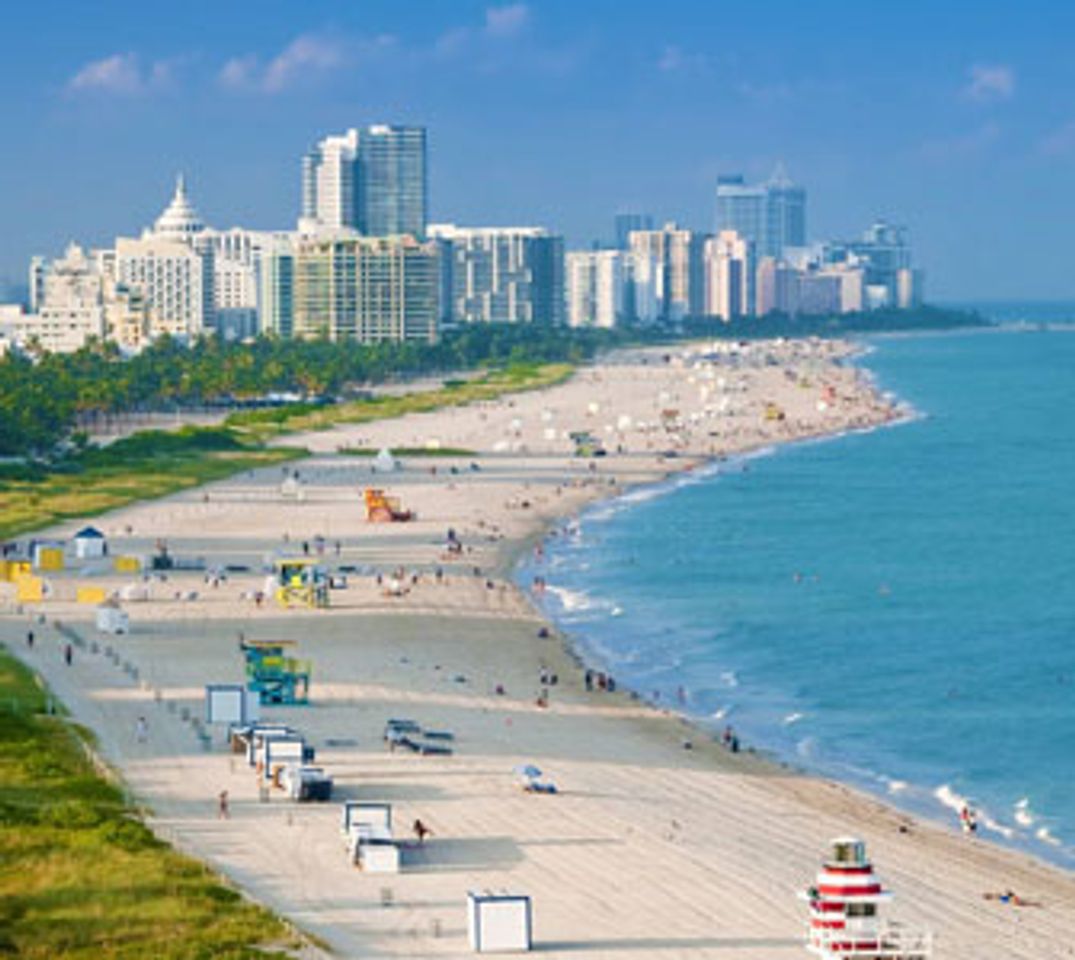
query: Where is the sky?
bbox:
[1,0,1074,301]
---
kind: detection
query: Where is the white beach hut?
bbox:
[74,526,107,559]
[373,448,399,473]
[467,892,532,953]
[95,604,129,634]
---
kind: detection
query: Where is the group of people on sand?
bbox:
[721,725,741,753]
[583,669,616,693]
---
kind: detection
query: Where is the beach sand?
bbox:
[4,339,1075,959]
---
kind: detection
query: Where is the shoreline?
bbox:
[4,336,1075,958]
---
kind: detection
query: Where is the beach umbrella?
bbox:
[514,764,542,779]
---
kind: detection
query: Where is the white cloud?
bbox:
[485,3,529,38]
[262,34,344,92]
[68,53,144,94]
[67,52,183,95]
[963,64,1015,103]
[220,33,399,93]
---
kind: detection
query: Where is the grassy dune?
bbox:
[0,430,304,542]
[227,362,574,442]
[0,648,299,959]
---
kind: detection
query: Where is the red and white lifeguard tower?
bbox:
[804,837,931,959]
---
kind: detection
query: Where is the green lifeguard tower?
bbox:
[240,639,311,705]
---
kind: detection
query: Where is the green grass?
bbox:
[0,428,305,542]
[0,362,573,543]
[227,362,574,443]
[0,647,300,959]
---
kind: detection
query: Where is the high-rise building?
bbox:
[613,212,653,251]
[300,125,427,238]
[301,129,359,231]
[823,220,917,309]
[756,256,800,317]
[566,250,625,328]
[430,224,564,325]
[715,168,806,260]
[290,235,437,343]
[21,244,106,352]
[627,223,705,321]
[259,238,296,338]
[113,176,214,340]
[356,125,427,239]
[703,230,754,321]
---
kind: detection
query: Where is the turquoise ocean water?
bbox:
[524,317,1075,867]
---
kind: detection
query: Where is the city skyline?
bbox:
[1,0,1071,300]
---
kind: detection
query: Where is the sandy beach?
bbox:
[4,338,1075,959]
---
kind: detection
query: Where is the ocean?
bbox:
[524,314,1075,868]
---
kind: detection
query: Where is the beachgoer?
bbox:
[64,643,72,666]
[584,670,593,691]
[413,818,432,844]
[960,804,978,835]
[606,675,616,692]
[218,790,229,819]
[136,716,148,743]
[26,629,34,649]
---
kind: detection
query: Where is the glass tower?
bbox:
[355,125,428,239]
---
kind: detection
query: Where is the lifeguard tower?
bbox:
[240,639,311,706]
[804,838,931,959]
[274,558,329,608]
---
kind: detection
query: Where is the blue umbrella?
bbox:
[514,764,542,779]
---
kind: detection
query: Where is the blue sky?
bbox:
[1,0,1073,300]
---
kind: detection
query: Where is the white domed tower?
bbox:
[151,174,206,240]
[803,838,931,959]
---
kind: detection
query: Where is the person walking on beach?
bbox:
[26,629,33,649]
[63,643,72,666]
[413,818,432,844]
[136,716,148,744]
[218,790,230,820]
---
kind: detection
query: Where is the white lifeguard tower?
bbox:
[804,838,931,959]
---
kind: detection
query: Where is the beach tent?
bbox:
[373,448,399,472]
[95,605,129,634]
[74,526,107,559]
[467,892,532,953]
[205,683,259,725]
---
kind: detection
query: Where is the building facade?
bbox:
[431,224,564,325]
[627,223,705,321]
[613,212,654,250]
[566,250,624,328]
[716,168,806,260]
[290,235,437,343]
[703,230,754,321]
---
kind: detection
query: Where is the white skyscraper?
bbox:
[566,250,625,328]
[704,230,755,321]
[628,224,705,321]
[301,129,360,231]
